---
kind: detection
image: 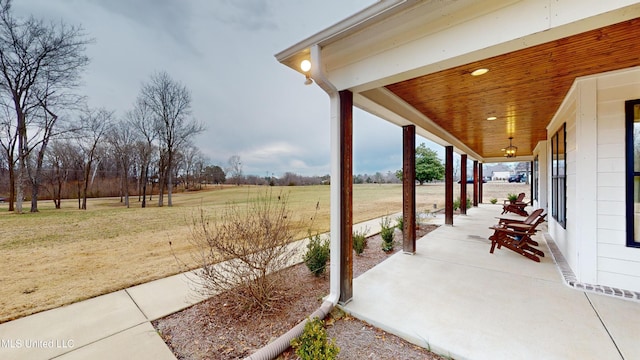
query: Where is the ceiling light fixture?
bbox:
[300,60,313,85]
[471,68,489,76]
[503,137,517,158]
[487,116,497,121]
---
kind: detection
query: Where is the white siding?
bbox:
[595,69,640,291]
[547,67,640,292]
[598,271,640,290]
[596,200,625,216]
[599,243,640,262]
[597,228,626,245]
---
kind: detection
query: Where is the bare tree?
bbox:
[26,59,86,212]
[192,153,206,190]
[170,149,184,191]
[76,108,113,210]
[25,105,57,212]
[135,139,158,205]
[127,98,155,208]
[227,154,243,185]
[44,139,80,208]
[0,98,16,210]
[107,119,137,208]
[0,141,7,194]
[139,71,204,207]
[180,143,202,190]
[0,0,90,213]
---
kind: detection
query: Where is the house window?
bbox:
[551,124,566,228]
[533,156,539,202]
[625,100,640,247]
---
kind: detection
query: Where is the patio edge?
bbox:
[544,233,640,303]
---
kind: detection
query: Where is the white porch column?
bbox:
[328,92,343,303]
[534,140,549,212]
[575,78,598,284]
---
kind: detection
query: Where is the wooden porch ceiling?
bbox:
[386,18,640,159]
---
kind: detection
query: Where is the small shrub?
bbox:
[353,227,369,255]
[507,193,518,202]
[291,317,340,360]
[304,233,330,276]
[380,216,395,252]
[395,216,404,231]
[490,198,498,204]
[453,197,472,210]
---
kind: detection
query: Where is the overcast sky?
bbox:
[14,0,440,177]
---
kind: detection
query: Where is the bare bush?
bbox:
[186,189,305,315]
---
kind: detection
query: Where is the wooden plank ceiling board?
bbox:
[386,18,640,159]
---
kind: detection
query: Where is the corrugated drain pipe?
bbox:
[244,296,337,360]
[245,44,341,360]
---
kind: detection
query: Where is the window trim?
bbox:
[625,99,640,248]
[551,123,566,228]
[533,155,539,202]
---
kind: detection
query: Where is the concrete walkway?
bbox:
[0,273,193,359]
[0,216,391,360]
[343,204,640,360]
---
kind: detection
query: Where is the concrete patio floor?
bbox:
[343,204,640,360]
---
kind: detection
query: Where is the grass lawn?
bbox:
[0,182,528,323]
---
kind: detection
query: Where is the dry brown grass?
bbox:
[0,182,528,323]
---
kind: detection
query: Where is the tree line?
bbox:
[0,0,206,212]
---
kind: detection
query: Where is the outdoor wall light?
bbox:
[502,137,517,158]
[300,59,313,85]
[300,59,311,72]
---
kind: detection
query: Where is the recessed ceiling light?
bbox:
[487,116,497,121]
[471,68,489,76]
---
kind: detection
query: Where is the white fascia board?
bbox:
[548,0,639,28]
[274,0,410,73]
[324,0,640,92]
[323,0,527,89]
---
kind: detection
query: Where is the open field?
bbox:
[0,182,529,323]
